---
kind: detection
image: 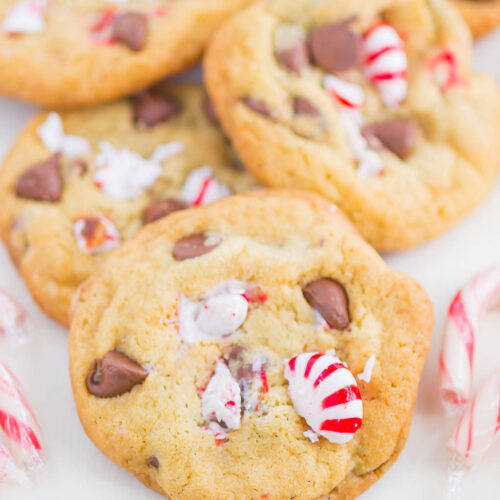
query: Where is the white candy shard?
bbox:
[37,112,90,159]
[201,361,241,431]
[73,215,120,255]
[303,429,320,443]
[357,354,376,383]
[284,352,363,444]
[2,0,47,35]
[181,166,231,206]
[324,75,364,110]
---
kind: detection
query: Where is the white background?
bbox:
[1,30,500,500]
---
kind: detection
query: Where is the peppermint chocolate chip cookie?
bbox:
[69,190,433,499]
[0,0,253,107]
[205,0,500,251]
[454,0,500,38]
[0,84,256,326]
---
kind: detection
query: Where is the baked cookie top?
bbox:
[0,0,253,107]
[205,0,500,251]
[454,0,500,38]
[69,190,433,500]
[0,84,256,326]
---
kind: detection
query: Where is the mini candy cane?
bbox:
[448,369,499,465]
[439,267,500,411]
[0,363,42,473]
[284,352,363,444]
[0,290,28,341]
[363,22,408,108]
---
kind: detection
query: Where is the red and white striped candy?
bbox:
[0,290,26,339]
[440,267,500,410]
[428,50,464,91]
[363,23,408,108]
[449,369,500,465]
[181,166,231,207]
[284,352,363,444]
[73,215,120,255]
[324,75,364,110]
[0,363,42,470]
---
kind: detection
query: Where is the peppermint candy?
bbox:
[94,141,183,200]
[0,290,27,340]
[178,280,253,344]
[37,112,91,159]
[0,363,43,476]
[284,352,363,444]
[2,0,47,35]
[201,360,241,434]
[429,50,463,91]
[324,76,383,178]
[74,215,120,255]
[357,354,376,383]
[181,166,231,206]
[363,23,408,108]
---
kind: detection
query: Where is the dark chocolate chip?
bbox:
[172,233,220,261]
[293,97,321,117]
[362,119,417,159]
[133,90,181,128]
[15,154,62,202]
[112,12,148,51]
[147,456,160,469]
[143,199,188,225]
[203,95,220,126]
[86,351,148,398]
[241,97,274,119]
[302,278,350,330]
[276,42,310,75]
[310,23,361,73]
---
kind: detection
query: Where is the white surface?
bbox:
[1,30,500,499]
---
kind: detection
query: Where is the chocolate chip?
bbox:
[225,345,246,361]
[310,23,361,73]
[147,456,160,469]
[276,42,310,75]
[293,97,321,117]
[241,97,274,119]
[133,90,181,128]
[172,233,220,261]
[81,217,100,239]
[86,351,148,398]
[203,95,220,126]
[303,278,350,330]
[15,154,62,202]
[112,12,148,51]
[143,199,188,225]
[362,119,416,159]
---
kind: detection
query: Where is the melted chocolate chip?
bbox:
[310,23,361,73]
[86,351,148,398]
[133,90,181,128]
[293,97,321,117]
[241,97,274,119]
[303,278,350,330]
[363,119,417,159]
[203,95,220,126]
[112,12,148,51]
[172,233,220,261]
[147,456,160,469]
[15,154,62,202]
[276,42,310,75]
[143,199,188,225]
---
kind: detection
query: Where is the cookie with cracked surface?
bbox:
[0,84,257,326]
[205,0,500,251]
[454,0,500,38]
[0,0,254,107]
[69,190,433,499]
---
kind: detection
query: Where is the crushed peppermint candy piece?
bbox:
[201,360,241,432]
[284,352,363,444]
[0,290,28,341]
[324,75,364,110]
[74,215,120,255]
[2,0,47,35]
[363,23,408,108]
[428,50,464,91]
[178,281,264,344]
[37,112,91,159]
[94,141,183,200]
[303,429,320,443]
[357,354,376,383]
[181,166,231,206]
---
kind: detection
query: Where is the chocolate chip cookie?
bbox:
[0,84,256,326]
[205,0,500,251]
[454,0,500,38]
[0,0,253,107]
[69,190,433,499]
